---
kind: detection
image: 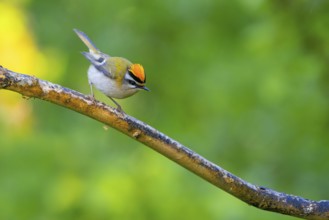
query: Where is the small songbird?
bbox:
[74,29,149,111]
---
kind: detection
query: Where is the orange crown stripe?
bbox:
[130,64,145,82]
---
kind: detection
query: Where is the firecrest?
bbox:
[74,29,149,111]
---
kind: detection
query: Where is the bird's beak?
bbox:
[141,86,150,91]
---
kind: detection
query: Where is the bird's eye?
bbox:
[128,80,137,86]
[97,57,104,62]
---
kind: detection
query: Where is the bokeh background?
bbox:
[1,0,329,219]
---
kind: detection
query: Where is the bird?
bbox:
[74,28,149,112]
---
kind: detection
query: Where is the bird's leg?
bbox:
[108,96,124,113]
[88,81,96,102]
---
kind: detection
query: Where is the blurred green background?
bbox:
[1,0,329,219]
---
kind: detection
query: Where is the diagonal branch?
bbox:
[0,66,328,220]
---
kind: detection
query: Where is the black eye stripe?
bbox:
[128,80,136,86]
[128,70,144,84]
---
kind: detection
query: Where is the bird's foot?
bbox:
[88,94,96,103]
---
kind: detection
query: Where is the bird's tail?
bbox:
[74,28,99,54]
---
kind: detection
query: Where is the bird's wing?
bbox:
[81,52,114,78]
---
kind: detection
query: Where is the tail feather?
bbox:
[74,28,99,54]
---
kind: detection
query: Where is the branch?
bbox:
[0,66,328,220]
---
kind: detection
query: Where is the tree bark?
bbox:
[0,66,328,220]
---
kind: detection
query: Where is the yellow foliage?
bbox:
[0,2,65,133]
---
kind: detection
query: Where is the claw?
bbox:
[88,94,96,103]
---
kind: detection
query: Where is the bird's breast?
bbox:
[87,65,138,99]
